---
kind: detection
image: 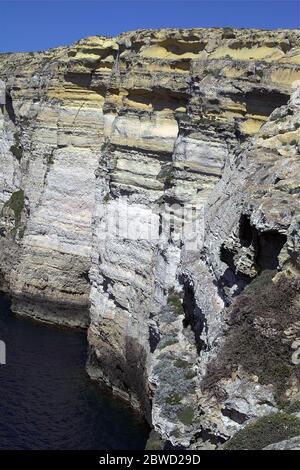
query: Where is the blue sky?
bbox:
[1,0,299,52]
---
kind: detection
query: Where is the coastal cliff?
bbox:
[1,28,300,448]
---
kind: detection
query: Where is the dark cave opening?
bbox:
[219,216,287,302]
[181,277,207,354]
[64,72,92,88]
[239,214,253,248]
[238,215,287,272]
[227,89,290,119]
[255,231,287,272]
[244,89,289,117]
[5,91,16,124]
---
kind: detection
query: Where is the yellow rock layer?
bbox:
[271,68,300,87]
[210,46,285,61]
[239,119,264,135]
[47,85,105,108]
[140,45,207,60]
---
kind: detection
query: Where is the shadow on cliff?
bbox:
[218,215,288,304]
[10,292,90,329]
[87,335,152,424]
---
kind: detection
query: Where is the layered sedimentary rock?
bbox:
[0,37,117,326]
[1,28,300,448]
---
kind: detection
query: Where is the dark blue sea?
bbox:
[0,295,148,450]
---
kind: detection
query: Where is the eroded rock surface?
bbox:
[264,436,300,450]
[0,28,300,448]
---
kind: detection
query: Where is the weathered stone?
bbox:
[264,435,300,450]
[0,28,300,448]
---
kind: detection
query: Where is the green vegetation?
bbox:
[18,225,26,239]
[158,337,177,350]
[174,358,191,369]
[202,270,300,404]
[283,401,300,414]
[165,393,182,405]
[10,145,23,161]
[205,68,221,77]
[145,430,163,450]
[3,189,25,226]
[167,289,184,315]
[103,193,110,203]
[48,153,54,165]
[184,370,197,380]
[157,165,174,185]
[10,132,23,161]
[177,406,194,426]
[208,98,219,105]
[225,413,300,450]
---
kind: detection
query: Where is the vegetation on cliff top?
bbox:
[225,412,300,450]
[177,406,194,426]
[202,270,300,404]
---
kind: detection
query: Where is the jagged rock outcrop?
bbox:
[174,87,300,448]
[0,28,300,448]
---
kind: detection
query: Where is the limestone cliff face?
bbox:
[0,36,117,326]
[0,28,300,448]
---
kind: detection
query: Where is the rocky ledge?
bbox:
[0,28,300,449]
